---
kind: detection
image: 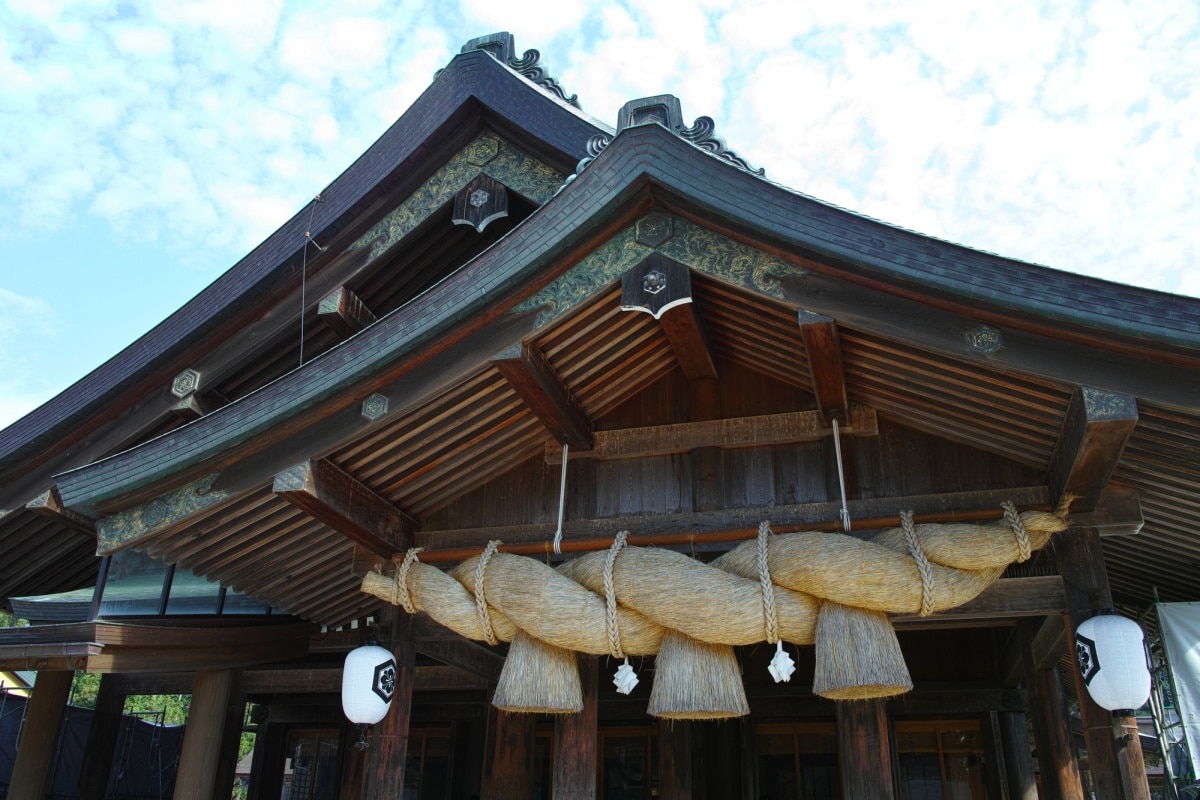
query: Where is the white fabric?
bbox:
[1158,602,1200,779]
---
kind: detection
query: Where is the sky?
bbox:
[1,0,1198,431]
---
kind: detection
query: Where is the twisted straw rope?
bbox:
[901,511,935,617]
[757,521,781,644]
[1002,501,1032,562]
[362,506,1069,655]
[603,531,630,659]
[391,547,424,614]
[474,540,501,645]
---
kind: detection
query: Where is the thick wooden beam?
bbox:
[545,405,877,463]
[553,654,598,799]
[999,710,1039,800]
[416,485,1059,554]
[621,254,718,380]
[173,669,237,800]
[892,575,1065,628]
[7,669,73,800]
[170,391,220,421]
[798,310,849,422]
[318,285,378,338]
[493,341,593,448]
[274,458,416,557]
[25,486,96,537]
[415,637,503,683]
[1046,386,1138,511]
[660,302,719,381]
[1002,615,1067,688]
[1028,662,1084,800]
[1068,484,1143,536]
[836,699,894,799]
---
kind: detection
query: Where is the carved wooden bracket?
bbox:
[452,174,509,233]
[492,341,594,449]
[620,255,717,381]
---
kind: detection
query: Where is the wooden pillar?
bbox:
[210,678,246,800]
[248,714,287,800]
[1114,714,1152,800]
[659,719,694,800]
[739,717,756,800]
[364,605,416,800]
[8,669,73,800]
[980,711,1011,800]
[480,708,536,799]
[553,654,597,798]
[449,714,486,800]
[337,718,367,800]
[76,673,126,800]
[173,669,237,800]
[1027,663,1084,800]
[1056,529,1150,800]
[836,699,895,800]
[998,711,1038,800]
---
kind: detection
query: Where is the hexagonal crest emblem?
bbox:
[361,393,389,422]
[966,325,1004,357]
[171,368,201,398]
[1076,633,1100,685]
[635,213,674,248]
[141,498,168,527]
[469,189,490,208]
[466,135,499,166]
[372,658,397,703]
[642,269,668,295]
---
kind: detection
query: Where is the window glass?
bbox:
[895,721,986,800]
[756,723,840,800]
[97,549,169,617]
[601,727,656,800]
[163,567,221,615]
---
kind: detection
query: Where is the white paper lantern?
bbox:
[1075,613,1151,712]
[342,644,397,725]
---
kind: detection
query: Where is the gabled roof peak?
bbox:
[459,32,580,108]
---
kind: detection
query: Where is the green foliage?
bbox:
[70,671,102,709]
[125,693,192,725]
[0,609,29,628]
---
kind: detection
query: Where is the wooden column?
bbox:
[998,711,1038,800]
[553,654,598,798]
[980,711,1011,800]
[7,669,73,800]
[211,679,246,800]
[836,699,895,799]
[76,673,126,800]
[364,605,416,800]
[659,719,694,800]
[480,708,536,799]
[449,714,486,800]
[1056,529,1150,800]
[248,715,287,800]
[173,669,236,800]
[1027,662,1084,800]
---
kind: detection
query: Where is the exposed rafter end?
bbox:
[1046,385,1137,512]
[798,310,849,423]
[25,486,97,538]
[1066,485,1142,537]
[274,459,415,558]
[492,341,593,449]
[318,285,378,339]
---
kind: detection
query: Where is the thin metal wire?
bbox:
[832,417,851,532]
[299,195,325,366]
[553,442,569,554]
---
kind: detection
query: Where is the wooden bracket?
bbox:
[493,341,594,449]
[452,174,509,233]
[317,285,378,339]
[621,254,717,381]
[26,486,97,538]
[798,310,849,423]
[273,459,416,557]
[1046,386,1137,511]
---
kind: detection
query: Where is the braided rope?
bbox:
[757,521,781,645]
[474,540,501,645]
[391,547,425,614]
[901,511,936,617]
[604,531,630,659]
[1001,501,1032,562]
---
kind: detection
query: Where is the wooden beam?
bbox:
[416,485,1058,555]
[798,310,849,423]
[170,392,220,421]
[415,637,503,683]
[274,458,416,557]
[492,341,593,448]
[25,486,96,537]
[1068,484,1143,536]
[544,405,877,463]
[318,285,378,338]
[892,575,1065,628]
[1046,386,1138,511]
[660,302,719,381]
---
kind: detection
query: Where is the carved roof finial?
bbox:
[460,32,580,108]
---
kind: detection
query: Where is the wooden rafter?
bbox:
[273,458,416,557]
[798,310,849,423]
[492,341,593,449]
[318,285,377,339]
[1046,385,1138,511]
[25,486,96,538]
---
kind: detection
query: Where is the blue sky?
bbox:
[1,0,1198,430]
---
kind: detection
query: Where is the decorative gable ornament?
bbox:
[1074,612,1151,713]
[342,643,397,732]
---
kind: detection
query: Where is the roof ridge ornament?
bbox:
[459,33,580,108]
[567,94,764,184]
